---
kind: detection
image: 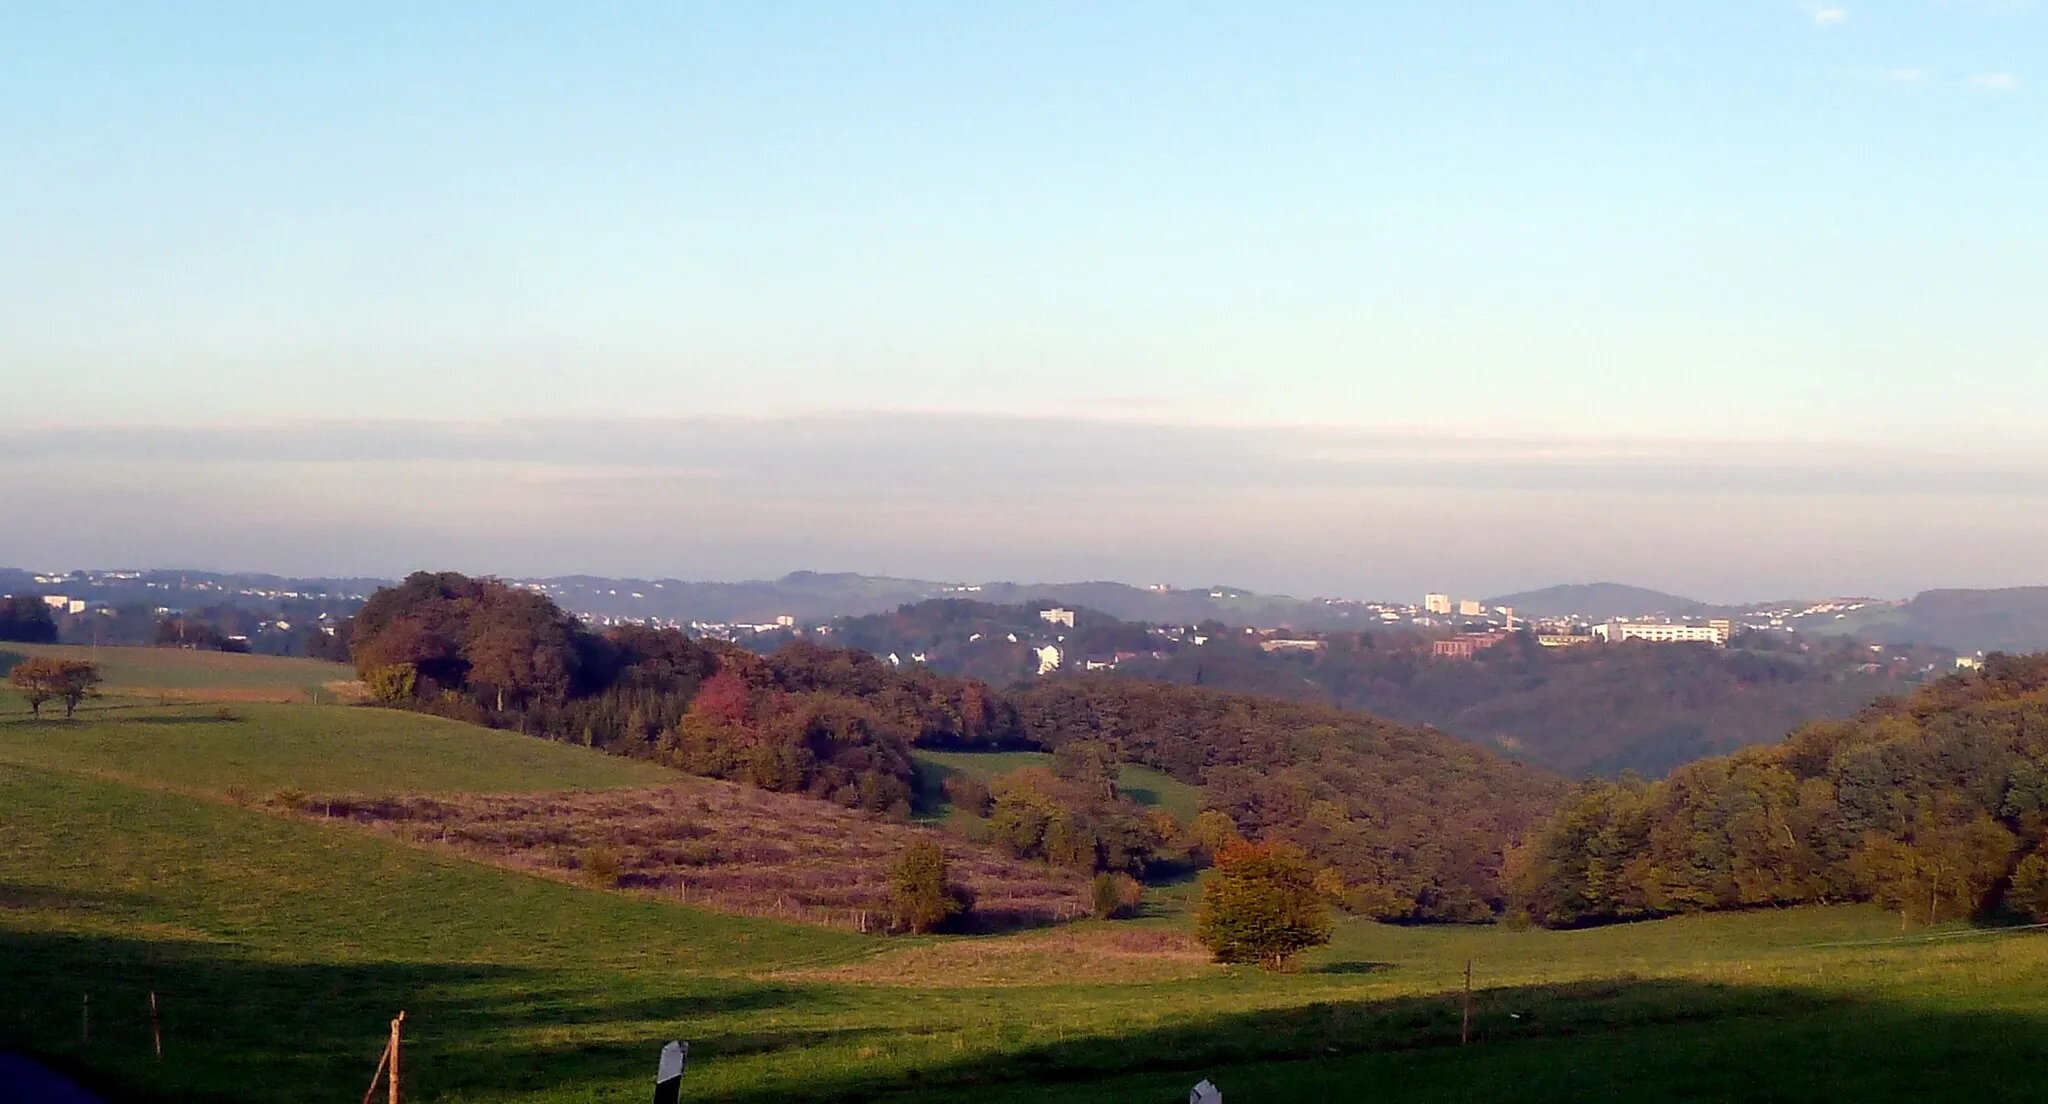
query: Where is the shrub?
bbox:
[889,839,964,934]
[363,663,418,703]
[580,845,622,888]
[1091,872,1143,919]
[1195,840,1333,970]
[942,774,994,817]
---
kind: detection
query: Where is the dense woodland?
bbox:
[1508,654,2048,929]
[1007,677,1566,920]
[343,574,1566,921]
[0,594,58,643]
[821,599,1941,777]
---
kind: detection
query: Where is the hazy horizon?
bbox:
[4,4,2043,602]
[6,413,2048,604]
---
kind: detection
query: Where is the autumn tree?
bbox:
[1849,811,2014,929]
[8,656,57,718]
[888,838,965,934]
[2007,849,2048,922]
[54,660,101,718]
[1195,840,1334,970]
[8,657,101,720]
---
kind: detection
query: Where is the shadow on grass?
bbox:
[1308,960,1393,975]
[14,919,2048,1104]
[0,883,160,912]
[804,976,2048,1104]
[0,925,828,1104]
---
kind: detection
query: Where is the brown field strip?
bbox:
[292,781,1092,932]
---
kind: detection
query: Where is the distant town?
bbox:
[1,567,2028,672]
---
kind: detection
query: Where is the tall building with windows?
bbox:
[1424,593,1453,615]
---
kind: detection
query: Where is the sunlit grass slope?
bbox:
[0,702,675,796]
[3,642,354,702]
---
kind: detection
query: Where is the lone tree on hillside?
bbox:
[889,838,967,934]
[1195,840,1334,970]
[9,657,102,720]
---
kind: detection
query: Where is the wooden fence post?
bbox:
[1461,959,1473,1046]
[361,1011,406,1104]
[151,991,162,1060]
[389,1011,404,1104]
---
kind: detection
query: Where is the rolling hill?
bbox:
[1482,582,1715,621]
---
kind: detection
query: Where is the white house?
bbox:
[1034,645,1062,675]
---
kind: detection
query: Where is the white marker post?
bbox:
[653,1040,688,1104]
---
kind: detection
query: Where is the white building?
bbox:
[1458,599,1484,618]
[1424,593,1453,615]
[1593,622,1729,647]
[1039,607,1076,628]
[1034,644,1062,675]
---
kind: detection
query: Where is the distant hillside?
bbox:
[524,572,1378,630]
[1868,587,2048,655]
[1483,582,1712,621]
[831,598,1950,778]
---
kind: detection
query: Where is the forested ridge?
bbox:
[1009,678,1565,920]
[1508,654,2048,929]
[342,573,1565,921]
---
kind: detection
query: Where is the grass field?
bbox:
[912,749,1205,822]
[7,697,2048,1101]
[0,643,357,704]
[0,703,673,796]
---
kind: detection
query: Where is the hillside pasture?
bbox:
[0,642,358,704]
[0,702,674,796]
[10,755,2048,1103]
[913,748,1204,822]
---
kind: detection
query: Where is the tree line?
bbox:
[1507,653,2048,929]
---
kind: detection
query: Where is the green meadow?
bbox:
[5,648,2048,1101]
[2,643,354,702]
[0,702,672,798]
[912,748,1205,822]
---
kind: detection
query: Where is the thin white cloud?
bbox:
[1812,6,1849,24]
[1886,68,1930,83]
[1971,72,2020,91]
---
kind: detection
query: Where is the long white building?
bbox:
[1592,621,1730,647]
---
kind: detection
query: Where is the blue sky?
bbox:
[1,2,2044,596]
